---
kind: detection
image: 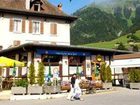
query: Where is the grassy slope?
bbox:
[84,30,140,49]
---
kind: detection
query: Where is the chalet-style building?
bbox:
[0,0,76,49]
[111,53,140,86]
[0,0,132,89]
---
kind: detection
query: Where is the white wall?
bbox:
[86,56,91,76]
[111,58,140,68]
[0,14,70,49]
[62,56,69,81]
[111,58,140,75]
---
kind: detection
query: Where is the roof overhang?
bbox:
[0,43,133,56]
[0,7,77,23]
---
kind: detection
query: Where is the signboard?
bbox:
[37,49,91,56]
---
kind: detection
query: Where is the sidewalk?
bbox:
[10,93,69,100]
[0,87,124,101]
[0,90,11,100]
[0,90,69,101]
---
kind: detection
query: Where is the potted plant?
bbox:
[27,62,43,95]
[60,81,70,92]
[129,68,140,89]
[100,63,112,89]
[11,79,28,95]
[43,78,61,94]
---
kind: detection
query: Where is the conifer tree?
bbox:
[37,62,45,86]
[29,63,35,85]
[100,63,112,83]
[106,65,112,82]
[100,63,107,83]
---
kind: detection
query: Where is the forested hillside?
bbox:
[71,0,140,45]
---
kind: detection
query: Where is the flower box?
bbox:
[11,87,26,95]
[60,81,70,91]
[102,83,112,89]
[43,85,61,94]
[130,83,140,90]
[27,85,43,95]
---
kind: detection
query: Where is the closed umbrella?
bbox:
[76,63,79,75]
[12,62,16,77]
[48,63,52,77]
[47,59,52,82]
[12,62,16,86]
[95,65,99,77]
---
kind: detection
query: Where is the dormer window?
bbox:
[34,4,40,11]
[30,0,43,11]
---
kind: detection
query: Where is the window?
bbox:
[14,19,22,32]
[34,4,40,11]
[50,23,57,35]
[9,18,25,33]
[13,40,20,46]
[33,21,40,34]
[51,42,56,45]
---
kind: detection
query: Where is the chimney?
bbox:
[26,0,30,10]
[58,3,62,11]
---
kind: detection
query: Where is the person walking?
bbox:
[67,74,76,100]
[73,75,83,101]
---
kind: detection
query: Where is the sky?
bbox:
[48,0,96,14]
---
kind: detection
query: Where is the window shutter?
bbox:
[9,18,14,32]
[22,19,26,33]
[51,23,57,35]
[50,24,53,34]
[40,20,44,34]
[54,24,57,34]
[29,20,32,33]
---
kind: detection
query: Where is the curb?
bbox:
[10,93,68,101]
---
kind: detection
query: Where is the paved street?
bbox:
[0,87,140,105]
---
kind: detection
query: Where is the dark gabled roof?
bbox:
[0,0,77,23]
[0,43,133,56]
[0,0,25,10]
[0,7,77,22]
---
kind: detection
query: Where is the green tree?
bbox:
[116,42,128,50]
[129,69,140,83]
[106,65,112,82]
[37,62,45,86]
[132,45,139,52]
[28,63,35,85]
[100,63,112,83]
[100,63,107,83]
[15,79,28,87]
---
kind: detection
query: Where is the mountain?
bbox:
[70,0,140,45]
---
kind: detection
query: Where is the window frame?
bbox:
[13,18,22,33]
[32,21,40,34]
[34,4,40,11]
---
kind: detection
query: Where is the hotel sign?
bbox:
[37,49,91,56]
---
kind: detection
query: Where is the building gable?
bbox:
[0,0,67,16]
